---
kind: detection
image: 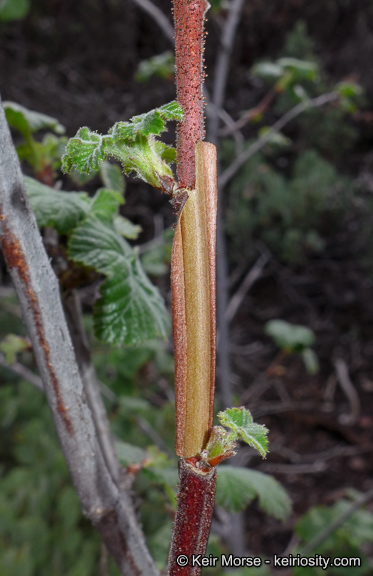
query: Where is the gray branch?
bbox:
[0,100,159,576]
[129,0,174,44]
[0,350,44,391]
[63,289,124,488]
[219,91,339,190]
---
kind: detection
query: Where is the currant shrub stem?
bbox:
[173,0,209,188]
[172,142,217,458]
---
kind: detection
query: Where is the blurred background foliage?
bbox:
[1,0,373,573]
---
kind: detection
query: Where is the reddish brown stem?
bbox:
[167,459,217,575]
[173,0,209,188]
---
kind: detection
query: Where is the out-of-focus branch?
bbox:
[129,0,175,44]
[225,250,270,323]
[334,358,361,425]
[219,91,339,189]
[0,100,159,576]
[0,351,44,391]
[63,289,123,487]
[219,87,277,136]
[209,0,246,143]
[300,487,373,555]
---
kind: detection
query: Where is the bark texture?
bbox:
[0,100,159,576]
[167,459,217,575]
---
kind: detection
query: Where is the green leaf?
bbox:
[277,57,318,81]
[135,51,175,83]
[204,426,237,462]
[24,176,90,234]
[251,62,284,80]
[141,230,173,276]
[154,140,177,163]
[0,335,29,364]
[109,133,175,190]
[258,127,292,148]
[115,440,147,465]
[110,101,182,142]
[335,80,363,99]
[68,166,99,186]
[69,216,170,345]
[148,522,172,571]
[4,101,65,138]
[114,215,142,239]
[118,100,182,139]
[301,347,319,375]
[142,466,178,490]
[216,466,292,519]
[217,407,269,458]
[157,101,184,122]
[0,0,30,20]
[62,102,181,191]
[293,84,310,102]
[296,496,373,551]
[99,161,125,194]
[62,127,111,173]
[90,188,123,222]
[265,319,315,352]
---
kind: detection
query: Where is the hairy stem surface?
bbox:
[174,0,209,188]
[167,460,217,575]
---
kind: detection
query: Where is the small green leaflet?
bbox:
[62,101,182,191]
[111,100,183,140]
[265,319,315,352]
[0,334,30,365]
[62,127,110,173]
[218,407,269,458]
[216,466,291,520]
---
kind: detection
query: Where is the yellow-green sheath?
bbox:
[172,141,217,458]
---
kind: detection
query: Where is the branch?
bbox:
[300,487,373,555]
[208,0,246,145]
[0,100,159,576]
[129,0,175,45]
[334,358,361,425]
[225,250,270,323]
[63,289,124,487]
[219,91,339,190]
[0,350,44,391]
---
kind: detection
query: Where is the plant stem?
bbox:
[172,142,217,458]
[171,3,218,573]
[167,460,217,575]
[173,0,209,188]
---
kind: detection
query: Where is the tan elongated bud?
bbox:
[171,141,217,458]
